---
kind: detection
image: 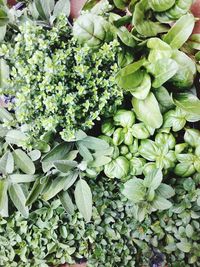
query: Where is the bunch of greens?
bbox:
[0,14,122,141]
[0,107,114,222]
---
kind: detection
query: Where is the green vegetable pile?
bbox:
[0,0,200,266]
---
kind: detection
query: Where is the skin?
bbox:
[191,0,200,33]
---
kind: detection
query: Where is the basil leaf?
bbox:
[132,92,163,129]
[143,169,162,190]
[122,178,146,203]
[117,28,136,47]
[74,179,92,222]
[115,59,145,90]
[149,0,175,12]
[154,86,174,113]
[114,109,135,127]
[147,58,178,88]
[129,73,151,100]
[139,139,159,161]
[147,38,172,63]
[104,156,129,179]
[163,14,195,49]
[157,183,175,199]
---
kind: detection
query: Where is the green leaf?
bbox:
[132,92,163,129]
[9,183,29,218]
[74,179,93,222]
[163,14,195,49]
[42,142,72,163]
[184,129,200,147]
[104,156,129,179]
[122,178,145,203]
[156,183,175,199]
[147,58,178,88]
[154,86,174,113]
[9,174,36,184]
[53,160,78,173]
[73,14,113,48]
[28,150,41,161]
[113,0,129,9]
[147,38,172,63]
[0,106,13,122]
[143,169,163,190]
[0,25,6,42]
[13,149,35,175]
[177,241,191,253]
[53,0,70,18]
[76,142,93,162]
[173,93,200,121]
[59,191,75,215]
[43,172,78,201]
[26,176,48,206]
[117,28,136,47]
[80,136,109,151]
[0,179,8,212]
[115,59,145,90]
[113,128,125,146]
[6,130,28,146]
[132,123,150,139]
[163,107,186,131]
[0,152,14,174]
[129,73,151,100]
[139,139,159,161]
[133,0,168,36]
[149,0,175,12]
[34,0,52,20]
[0,7,9,27]
[0,58,9,88]
[174,162,196,177]
[188,34,200,50]
[152,196,172,210]
[114,109,135,128]
[186,224,194,238]
[170,50,196,89]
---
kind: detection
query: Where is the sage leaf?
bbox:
[163,14,195,49]
[0,152,14,174]
[53,0,70,18]
[26,176,48,206]
[132,92,163,129]
[6,130,28,146]
[76,142,93,162]
[0,58,9,88]
[59,191,75,215]
[0,179,8,212]
[42,142,72,163]
[74,179,92,222]
[9,183,29,218]
[0,106,13,122]
[80,136,109,150]
[28,150,41,161]
[13,149,35,175]
[53,160,78,173]
[9,174,36,184]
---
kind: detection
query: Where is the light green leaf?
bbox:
[0,58,9,88]
[0,7,9,27]
[122,178,145,203]
[0,152,14,174]
[9,183,29,218]
[42,142,72,163]
[80,136,109,151]
[115,59,145,90]
[149,0,175,12]
[114,109,135,128]
[184,128,200,147]
[139,139,159,161]
[117,28,136,47]
[13,149,35,175]
[173,93,200,121]
[129,73,151,100]
[132,92,163,129]
[0,25,6,42]
[6,130,28,146]
[152,196,172,210]
[154,86,174,113]
[104,156,129,179]
[186,224,194,238]
[143,169,163,190]
[147,58,178,88]
[76,142,93,162]
[163,14,195,49]
[132,123,150,139]
[147,37,172,63]
[156,183,175,199]
[177,241,191,253]
[59,191,75,215]
[28,150,41,161]
[74,179,92,222]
